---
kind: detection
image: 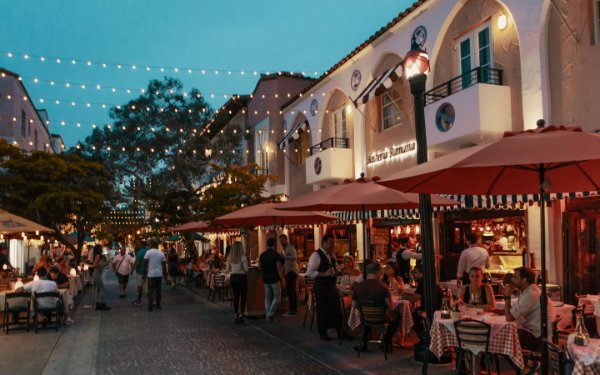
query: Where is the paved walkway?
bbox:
[0,272,460,374]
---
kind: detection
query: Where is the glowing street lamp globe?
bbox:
[404,46,430,80]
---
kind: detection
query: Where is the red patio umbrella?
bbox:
[212,202,339,228]
[0,210,53,235]
[378,125,600,359]
[276,174,459,212]
[276,174,458,260]
[170,221,211,233]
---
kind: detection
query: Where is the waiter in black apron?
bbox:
[306,234,342,341]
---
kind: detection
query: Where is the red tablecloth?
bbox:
[429,311,524,369]
[569,338,600,375]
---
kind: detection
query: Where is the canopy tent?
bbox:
[0,210,53,235]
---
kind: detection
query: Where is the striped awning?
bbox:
[331,204,461,222]
[445,191,600,210]
[353,61,404,106]
[278,120,309,150]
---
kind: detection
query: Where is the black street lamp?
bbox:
[404,43,436,324]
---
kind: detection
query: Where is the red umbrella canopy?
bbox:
[212,202,339,227]
[170,221,211,233]
[276,174,459,212]
[379,126,600,195]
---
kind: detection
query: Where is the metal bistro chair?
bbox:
[303,288,317,331]
[453,319,499,375]
[3,292,31,334]
[357,302,389,360]
[301,277,315,304]
[33,291,62,333]
[338,293,350,345]
[547,341,566,375]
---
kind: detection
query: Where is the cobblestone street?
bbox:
[1,271,457,375]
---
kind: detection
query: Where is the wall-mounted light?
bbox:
[497,13,507,30]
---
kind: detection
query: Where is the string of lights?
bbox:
[1,50,322,77]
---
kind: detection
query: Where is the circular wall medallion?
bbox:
[314,157,322,175]
[435,103,455,132]
[351,70,362,91]
[412,25,427,49]
[310,99,318,116]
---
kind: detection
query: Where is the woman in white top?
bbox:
[226,242,248,324]
[337,256,363,290]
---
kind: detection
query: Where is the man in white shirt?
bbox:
[279,234,298,316]
[144,240,165,311]
[456,233,490,286]
[18,268,58,308]
[112,246,135,299]
[503,267,555,372]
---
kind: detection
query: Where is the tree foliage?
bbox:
[74,77,222,227]
[0,139,113,258]
[198,163,273,220]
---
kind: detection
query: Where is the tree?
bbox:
[198,163,274,220]
[75,77,247,229]
[0,140,113,260]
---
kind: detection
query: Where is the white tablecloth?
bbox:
[568,337,600,375]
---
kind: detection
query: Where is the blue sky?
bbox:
[1,0,414,147]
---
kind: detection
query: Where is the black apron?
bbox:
[314,249,342,335]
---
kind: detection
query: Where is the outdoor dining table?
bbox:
[429,310,524,370]
[568,337,600,375]
[347,296,414,337]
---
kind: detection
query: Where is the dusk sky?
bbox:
[1,0,414,147]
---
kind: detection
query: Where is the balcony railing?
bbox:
[309,137,349,156]
[424,67,503,106]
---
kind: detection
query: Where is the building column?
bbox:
[353,104,368,178]
[355,222,365,261]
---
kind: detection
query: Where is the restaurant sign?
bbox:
[366,141,417,167]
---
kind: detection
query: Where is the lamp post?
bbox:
[404,43,435,323]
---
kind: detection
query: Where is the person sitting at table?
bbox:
[383,263,405,296]
[412,265,444,333]
[352,262,401,352]
[32,255,52,275]
[338,255,363,289]
[15,268,61,323]
[503,266,555,355]
[458,267,496,312]
[48,266,70,289]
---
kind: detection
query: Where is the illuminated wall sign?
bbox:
[366,141,417,167]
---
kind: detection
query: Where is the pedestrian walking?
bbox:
[144,240,165,311]
[307,234,342,341]
[259,237,284,323]
[167,246,179,289]
[279,234,298,316]
[91,244,111,311]
[226,241,248,324]
[112,246,134,298]
[132,240,148,306]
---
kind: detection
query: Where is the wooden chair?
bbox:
[33,291,62,333]
[453,319,498,375]
[3,292,31,334]
[357,302,389,360]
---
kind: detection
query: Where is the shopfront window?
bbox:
[292,129,310,165]
[330,107,347,139]
[381,89,403,131]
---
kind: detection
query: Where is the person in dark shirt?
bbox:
[259,238,284,322]
[0,244,14,271]
[48,266,70,289]
[352,262,400,352]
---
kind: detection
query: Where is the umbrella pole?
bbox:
[362,206,369,260]
[539,166,549,375]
